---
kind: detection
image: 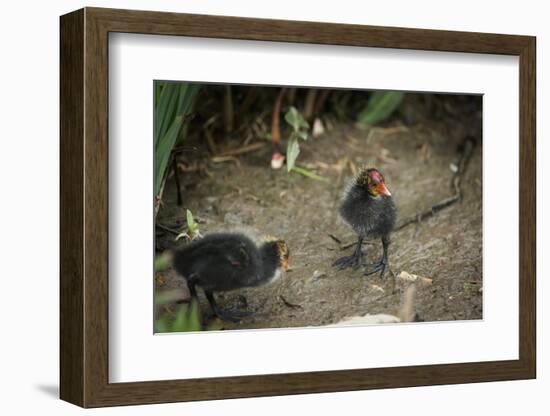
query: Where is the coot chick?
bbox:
[333,167,396,278]
[173,232,290,322]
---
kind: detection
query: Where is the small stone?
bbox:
[312,118,325,137]
[312,270,327,280]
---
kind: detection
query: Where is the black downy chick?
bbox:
[172,232,290,322]
[333,167,396,278]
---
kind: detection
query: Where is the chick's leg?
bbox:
[364,235,390,279]
[333,236,365,270]
[205,290,253,323]
[176,277,198,304]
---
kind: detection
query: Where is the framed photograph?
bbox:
[60,7,536,408]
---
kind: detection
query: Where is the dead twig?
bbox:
[156,223,180,236]
[328,236,374,251]
[271,88,286,148]
[395,136,475,231]
[227,184,261,202]
[172,145,199,154]
[211,156,241,167]
[217,141,268,157]
[271,88,287,168]
[223,85,234,133]
[154,159,170,218]
[328,234,342,244]
[341,241,359,250]
[279,295,302,309]
[204,128,218,155]
[172,156,182,206]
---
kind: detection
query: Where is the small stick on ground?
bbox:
[303,89,318,121]
[395,136,475,232]
[271,88,286,148]
[327,233,364,250]
[328,234,342,244]
[154,161,170,218]
[271,88,287,169]
[279,295,302,309]
[223,85,234,133]
[211,156,242,168]
[156,223,181,236]
[340,240,374,250]
[341,241,358,250]
[218,141,268,157]
[172,156,182,206]
[204,128,218,155]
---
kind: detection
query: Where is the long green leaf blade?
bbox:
[154,83,201,197]
[286,135,300,172]
[155,82,178,144]
[155,116,182,195]
[357,91,404,126]
[291,165,329,182]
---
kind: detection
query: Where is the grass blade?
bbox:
[286,136,300,172]
[357,91,404,126]
[155,116,182,195]
[154,83,201,197]
[291,165,329,182]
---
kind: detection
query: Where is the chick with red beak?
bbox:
[333,167,396,278]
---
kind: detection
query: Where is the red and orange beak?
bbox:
[282,258,290,271]
[376,182,392,196]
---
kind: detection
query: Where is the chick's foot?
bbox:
[364,258,389,279]
[332,251,365,270]
[213,308,254,323]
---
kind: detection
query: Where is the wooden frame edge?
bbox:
[60,7,537,408]
[60,8,85,407]
[518,36,536,379]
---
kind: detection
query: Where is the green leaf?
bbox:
[357,91,404,126]
[154,300,204,333]
[186,209,196,232]
[296,130,308,141]
[172,304,189,332]
[154,82,201,198]
[155,81,163,108]
[284,106,309,132]
[185,300,202,332]
[155,83,178,145]
[154,253,171,272]
[291,165,329,182]
[206,319,224,331]
[154,315,170,333]
[155,115,182,196]
[154,289,184,306]
[167,301,202,333]
[286,136,300,172]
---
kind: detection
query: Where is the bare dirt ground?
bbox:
[155,96,483,330]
